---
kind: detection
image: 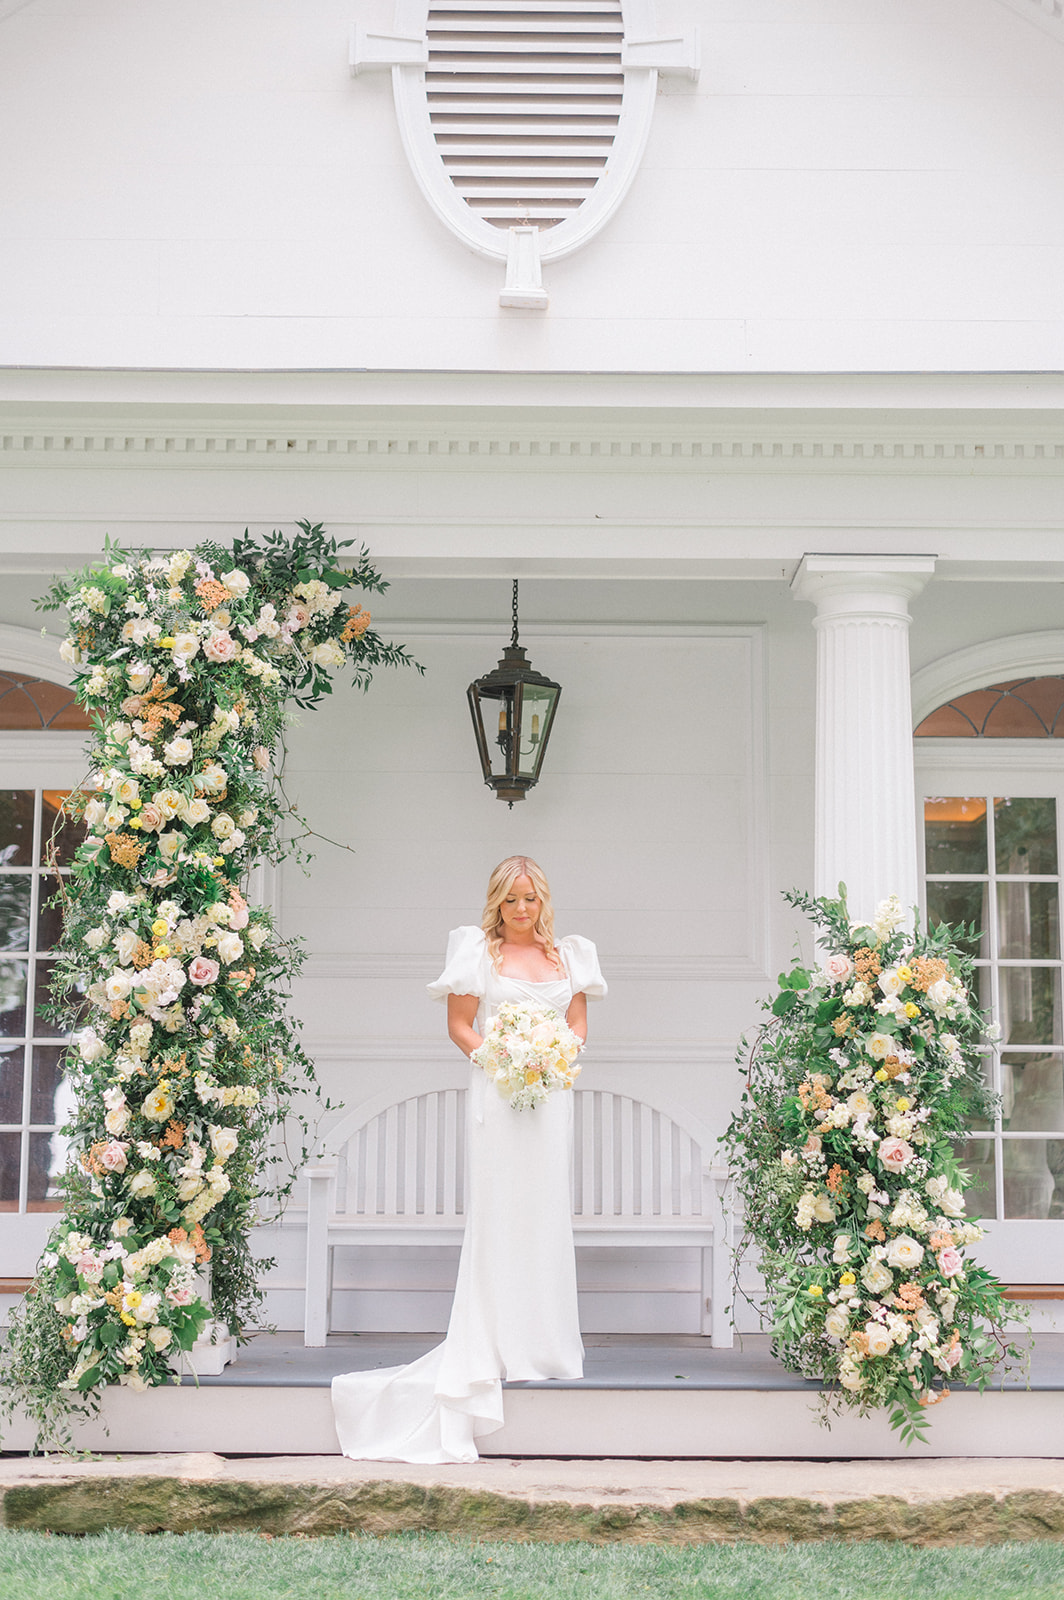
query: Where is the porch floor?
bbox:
[178,1330,1063,1391]
[6,1333,1061,1459]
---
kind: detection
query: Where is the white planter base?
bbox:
[172,1320,237,1378]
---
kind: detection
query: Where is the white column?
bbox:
[791,554,936,926]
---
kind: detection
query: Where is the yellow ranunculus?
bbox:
[155,943,170,959]
[896,965,913,984]
[120,1312,137,1326]
[895,1097,911,1112]
[807,1285,823,1297]
[127,818,142,831]
[904,1002,920,1019]
[129,797,142,810]
[125,1290,142,1308]
[151,919,169,937]
[157,637,175,648]
[874,1068,888,1082]
[839,1271,856,1285]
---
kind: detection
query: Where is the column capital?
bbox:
[791,554,936,622]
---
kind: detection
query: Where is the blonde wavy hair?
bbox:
[481,856,562,973]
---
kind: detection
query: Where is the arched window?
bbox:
[915,677,1064,739]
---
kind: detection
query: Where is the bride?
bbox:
[331,855,607,1463]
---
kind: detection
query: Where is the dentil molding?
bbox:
[3,427,1064,465]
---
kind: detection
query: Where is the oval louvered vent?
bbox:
[352,1,698,305]
[426,1,624,233]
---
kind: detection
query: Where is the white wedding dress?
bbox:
[331,925,607,1463]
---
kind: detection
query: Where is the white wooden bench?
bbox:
[303,1076,734,1347]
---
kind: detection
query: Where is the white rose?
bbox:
[107,890,134,914]
[209,1125,239,1161]
[211,813,235,840]
[59,637,82,665]
[163,737,194,766]
[927,978,955,1008]
[877,968,905,997]
[83,798,108,832]
[832,1234,852,1263]
[84,925,109,951]
[157,831,182,860]
[171,632,200,663]
[218,828,244,855]
[885,1234,925,1271]
[185,797,211,825]
[113,929,141,966]
[148,1325,173,1350]
[247,925,268,952]
[861,1260,894,1295]
[308,639,345,670]
[824,1307,850,1340]
[216,930,244,964]
[221,568,250,599]
[104,971,134,1003]
[128,1170,157,1198]
[76,1027,107,1063]
[864,1322,894,1358]
[812,1194,835,1224]
[865,1033,893,1061]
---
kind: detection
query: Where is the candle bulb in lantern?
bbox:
[531,713,540,744]
[498,707,507,734]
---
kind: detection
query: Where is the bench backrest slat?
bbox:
[325,1085,707,1224]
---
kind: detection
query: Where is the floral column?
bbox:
[791,554,936,925]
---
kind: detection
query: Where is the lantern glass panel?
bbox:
[517,684,558,780]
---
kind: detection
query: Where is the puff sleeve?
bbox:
[427,925,489,1002]
[558,934,608,1000]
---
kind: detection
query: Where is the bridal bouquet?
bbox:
[723,888,1024,1444]
[472,1001,583,1110]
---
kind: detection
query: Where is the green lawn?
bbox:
[2,1531,1064,1600]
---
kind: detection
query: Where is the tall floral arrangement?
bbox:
[723,888,1024,1444]
[2,523,417,1444]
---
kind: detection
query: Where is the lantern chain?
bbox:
[511,578,520,649]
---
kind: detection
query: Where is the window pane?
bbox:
[0,791,35,868]
[30,1044,68,1126]
[967,1052,995,1132]
[1004,1140,1064,1219]
[40,790,82,868]
[26,1129,65,1211]
[0,961,28,1037]
[0,1043,23,1124]
[997,882,1060,960]
[1002,1052,1064,1132]
[1000,967,1062,1047]
[36,875,65,952]
[924,798,987,874]
[955,1138,996,1219]
[926,880,988,958]
[0,876,31,952]
[995,797,1058,875]
[0,1130,20,1210]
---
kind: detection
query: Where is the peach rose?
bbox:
[878,1136,914,1173]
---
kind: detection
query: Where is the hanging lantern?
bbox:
[467,580,561,806]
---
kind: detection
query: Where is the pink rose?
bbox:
[941,1341,963,1369]
[138,803,163,833]
[878,1136,915,1173]
[76,1250,103,1277]
[98,1139,128,1174]
[203,630,238,664]
[188,956,220,987]
[937,1246,964,1278]
[252,746,269,771]
[229,904,249,930]
[167,1285,194,1305]
[823,952,854,985]
[286,603,310,632]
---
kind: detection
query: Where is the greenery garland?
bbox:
[1,523,418,1447]
[723,888,1026,1445]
